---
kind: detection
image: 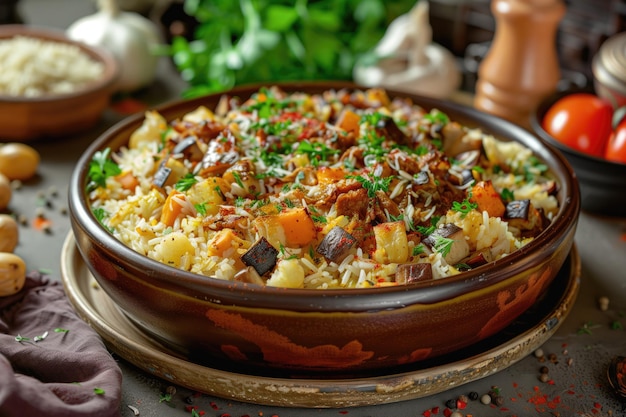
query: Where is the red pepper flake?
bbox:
[431,406,440,414]
[339,411,349,415]
[209,402,219,410]
[443,408,452,417]
[422,410,431,417]
[594,402,602,409]
[32,216,52,231]
[456,399,467,409]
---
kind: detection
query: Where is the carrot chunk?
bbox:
[470,180,505,218]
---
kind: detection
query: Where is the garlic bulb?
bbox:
[353,1,460,99]
[67,0,161,92]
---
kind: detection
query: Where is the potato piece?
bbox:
[0,214,18,252]
[0,143,40,181]
[154,232,195,269]
[129,111,168,150]
[372,221,409,264]
[0,252,26,296]
[266,259,305,288]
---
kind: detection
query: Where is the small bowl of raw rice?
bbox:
[0,25,118,141]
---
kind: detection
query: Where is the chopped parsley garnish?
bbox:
[311,215,327,223]
[424,109,449,125]
[231,171,245,189]
[296,140,340,164]
[195,203,207,216]
[432,235,454,257]
[412,244,425,256]
[451,198,478,218]
[174,173,198,192]
[500,188,515,202]
[416,215,440,236]
[87,148,121,191]
[348,174,393,198]
[92,207,113,233]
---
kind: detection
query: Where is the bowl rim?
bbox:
[69,81,580,311]
[0,24,119,102]
[530,88,626,170]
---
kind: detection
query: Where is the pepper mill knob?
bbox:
[474,0,565,128]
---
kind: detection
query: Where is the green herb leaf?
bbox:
[432,235,454,257]
[94,387,105,395]
[87,148,121,191]
[451,198,478,218]
[348,174,393,198]
[174,173,198,192]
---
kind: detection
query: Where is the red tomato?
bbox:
[605,119,626,163]
[542,93,613,157]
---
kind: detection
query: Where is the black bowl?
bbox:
[531,90,626,217]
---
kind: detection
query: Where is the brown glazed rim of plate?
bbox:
[60,231,581,407]
[68,81,580,311]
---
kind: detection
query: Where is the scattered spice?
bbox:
[93,387,105,395]
[577,321,595,335]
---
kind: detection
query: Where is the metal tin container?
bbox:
[592,31,626,108]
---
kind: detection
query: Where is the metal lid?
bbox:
[593,31,626,92]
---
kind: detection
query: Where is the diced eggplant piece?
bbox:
[505,200,543,236]
[241,237,278,277]
[316,226,357,263]
[375,116,408,145]
[464,248,493,269]
[173,136,204,162]
[196,135,240,175]
[396,263,433,284]
[152,163,172,188]
[233,266,265,285]
[422,223,470,265]
[506,199,530,220]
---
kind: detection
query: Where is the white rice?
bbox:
[0,35,104,97]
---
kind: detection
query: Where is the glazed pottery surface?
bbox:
[69,82,580,375]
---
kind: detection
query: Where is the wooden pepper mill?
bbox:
[474,0,565,128]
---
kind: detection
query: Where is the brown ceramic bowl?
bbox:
[531,89,626,218]
[69,82,580,376]
[0,25,118,142]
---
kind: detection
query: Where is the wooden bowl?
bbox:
[68,82,580,375]
[0,25,118,142]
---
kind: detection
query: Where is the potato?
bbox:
[0,143,40,180]
[0,252,26,297]
[0,173,10,210]
[0,214,18,252]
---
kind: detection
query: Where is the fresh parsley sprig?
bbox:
[348,174,393,198]
[87,148,121,191]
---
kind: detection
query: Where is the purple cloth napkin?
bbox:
[0,272,122,417]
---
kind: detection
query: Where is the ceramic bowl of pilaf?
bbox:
[68,82,580,375]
